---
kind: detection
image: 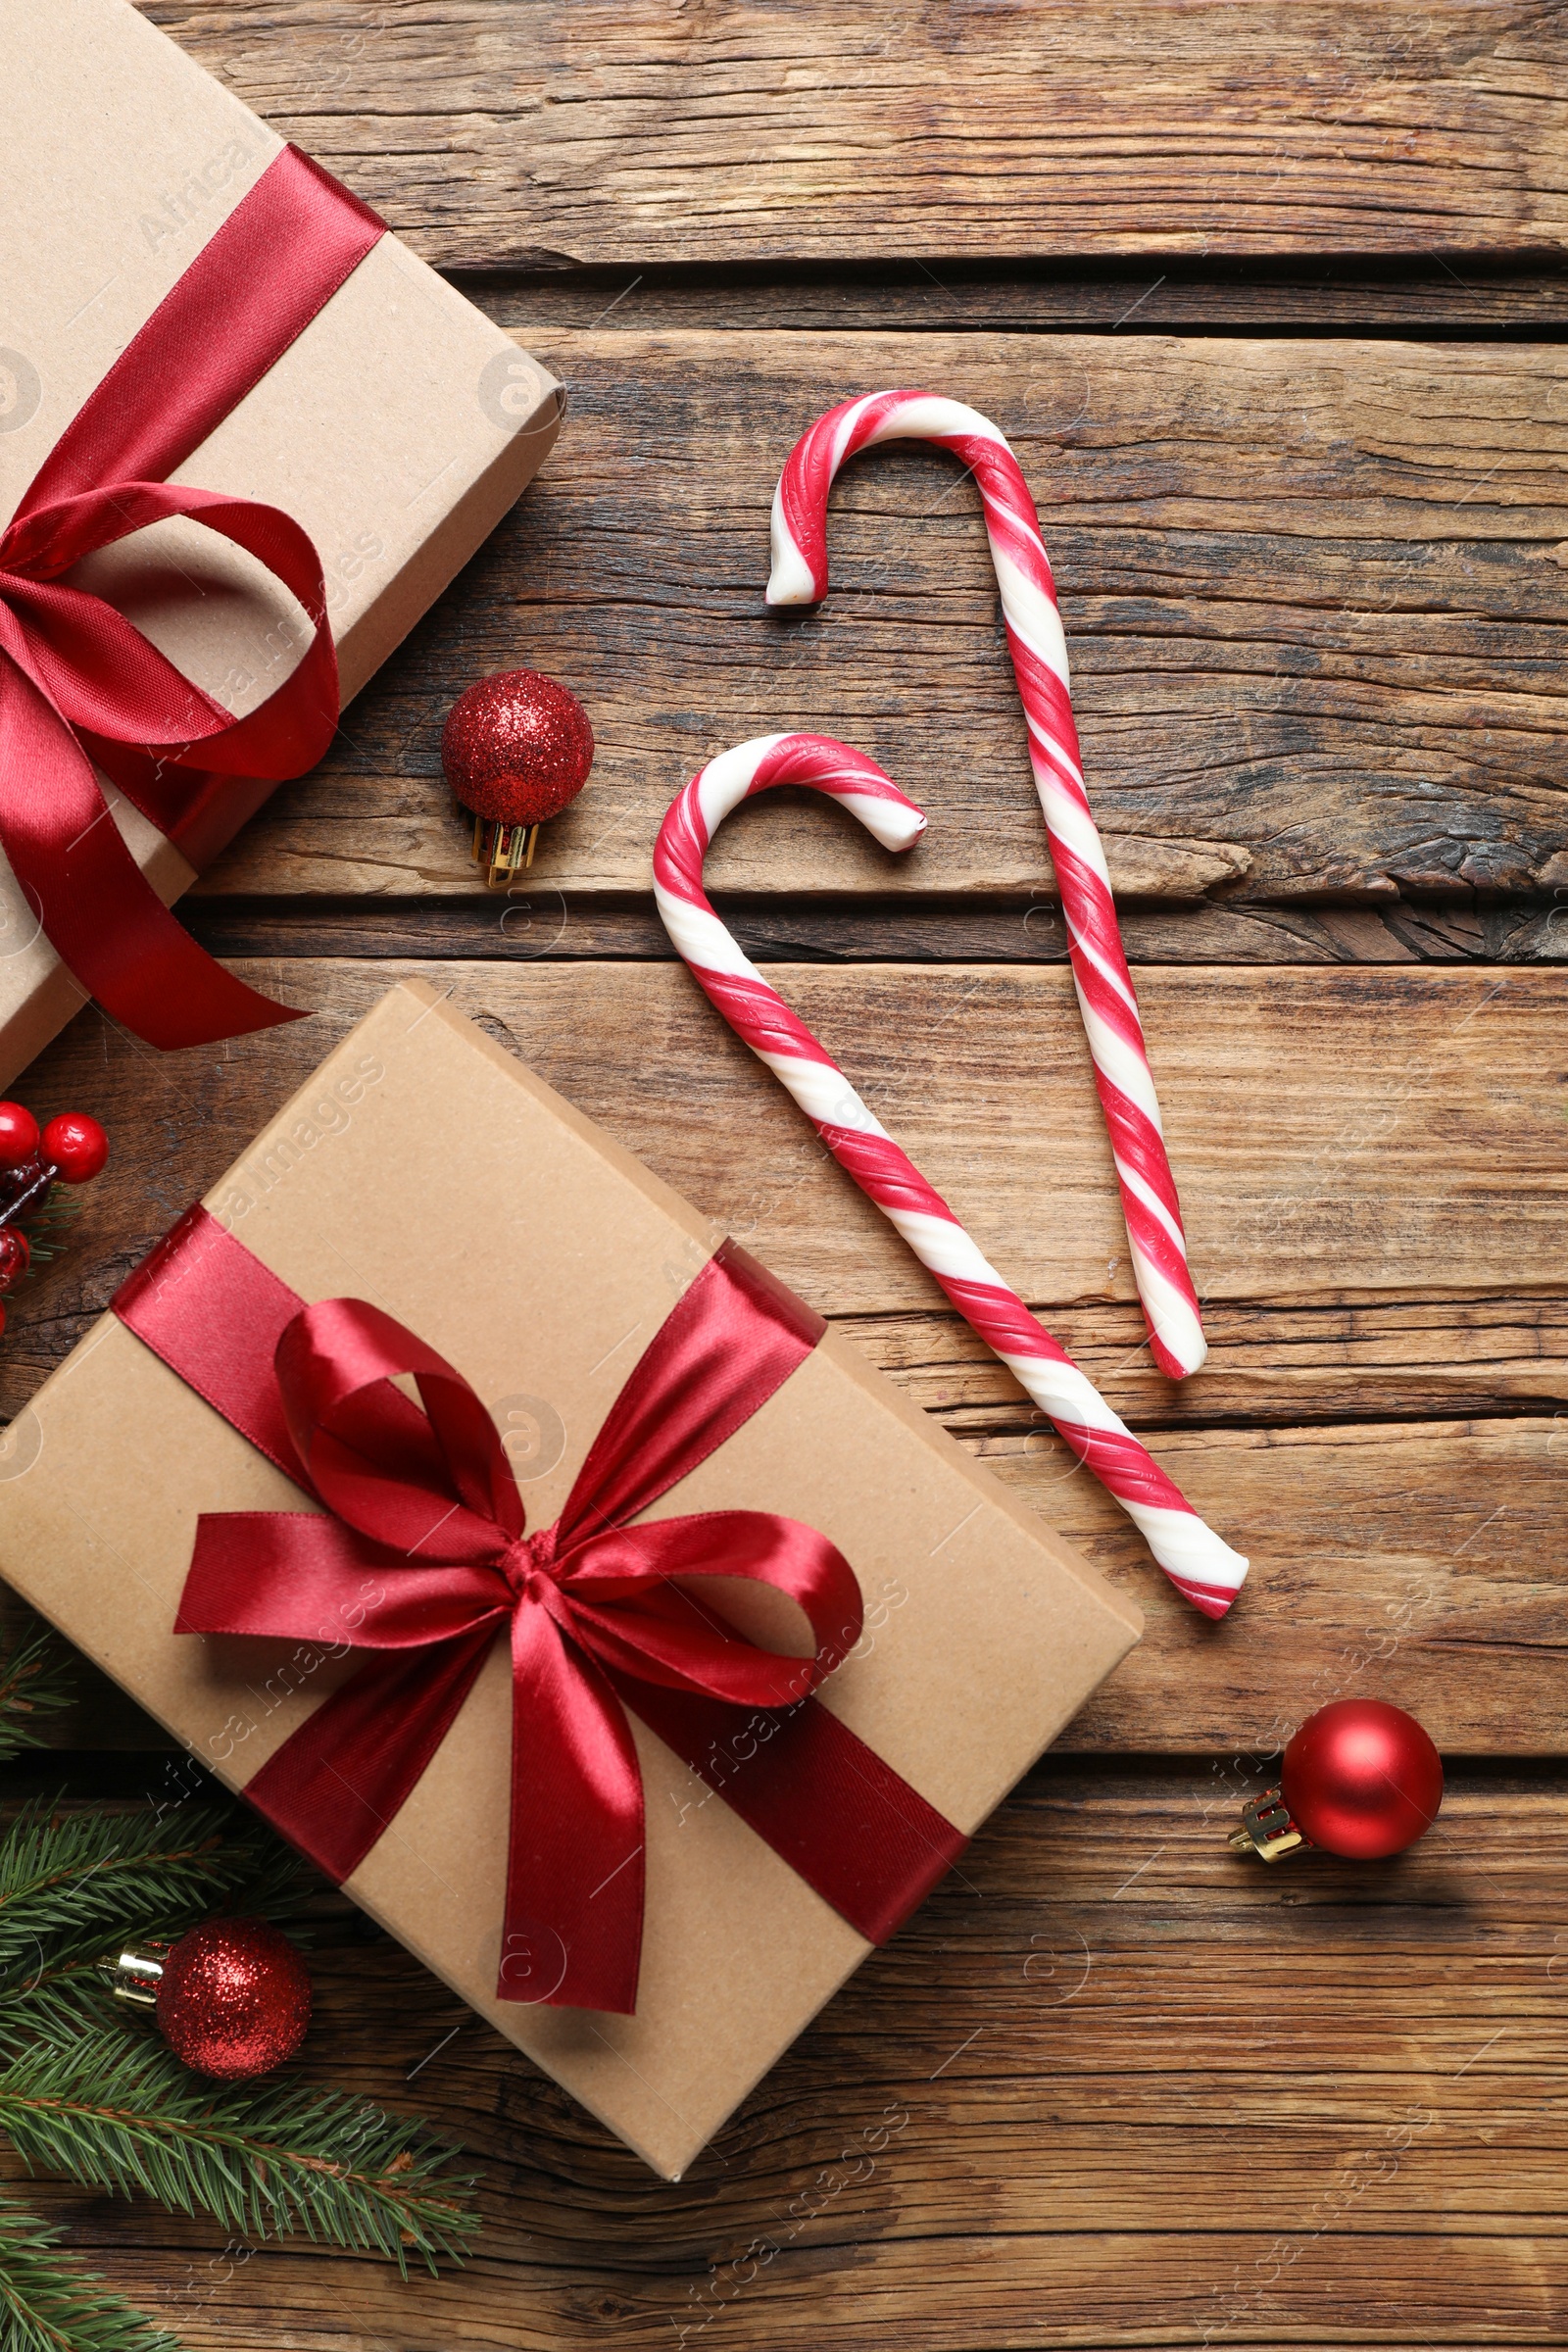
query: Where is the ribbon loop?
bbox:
[274,1298,521,1562]
[0,147,385,1048]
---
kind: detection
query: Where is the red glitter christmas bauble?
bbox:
[156,1918,312,2082]
[1281,1699,1444,1860]
[441,668,594,827]
[42,1111,108,1184]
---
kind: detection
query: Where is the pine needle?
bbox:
[0,1615,76,1765]
[0,2030,478,2276]
[19,1184,81,1270]
[0,2186,177,2352]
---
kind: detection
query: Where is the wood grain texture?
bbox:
[12,1767,1563,2347]
[855,1292,1568,1428]
[1013,1411,1568,1753]
[146,2,1568,264]
[189,331,1568,907]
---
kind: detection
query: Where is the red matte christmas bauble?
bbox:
[1281,1699,1444,1860]
[0,1103,39,1171]
[441,668,594,827]
[156,1918,312,2081]
[42,1111,108,1184]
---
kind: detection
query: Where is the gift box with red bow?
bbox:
[0,982,1141,2177]
[0,0,559,1082]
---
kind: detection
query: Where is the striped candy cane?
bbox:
[655,732,1248,1619]
[768,391,1206,1384]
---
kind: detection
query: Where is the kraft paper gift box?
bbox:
[0,982,1141,2179]
[0,0,560,1083]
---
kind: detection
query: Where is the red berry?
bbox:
[42,1113,108,1185]
[0,1231,30,1294]
[0,1104,39,1172]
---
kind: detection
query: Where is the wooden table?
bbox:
[10,6,1567,2344]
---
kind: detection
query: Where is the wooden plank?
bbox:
[188,331,1568,906]
[29,1403,1568,1756]
[10,958,1565,1336]
[148,3,1568,265]
[28,1297,1568,1756]
[5,958,1566,1755]
[852,1293,1568,1429]
[15,1767,1565,2347]
[57,2224,1568,2351]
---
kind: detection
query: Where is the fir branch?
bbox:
[0,2185,176,2352]
[0,2031,478,2276]
[0,1802,291,1991]
[0,1615,76,1764]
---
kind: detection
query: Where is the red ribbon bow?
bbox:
[0,148,383,1049]
[115,1209,965,2014]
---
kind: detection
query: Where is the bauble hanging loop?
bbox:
[1229,1699,1444,1864]
[442,667,595,887]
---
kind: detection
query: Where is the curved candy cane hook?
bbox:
[767,390,1205,1384]
[655,731,1248,1619]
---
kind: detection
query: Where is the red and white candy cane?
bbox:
[768,391,1205,1384]
[655,732,1248,1619]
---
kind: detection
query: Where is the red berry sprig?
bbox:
[0,1102,109,1332]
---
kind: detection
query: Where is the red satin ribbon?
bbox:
[114,1206,966,2014]
[0,147,384,1048]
